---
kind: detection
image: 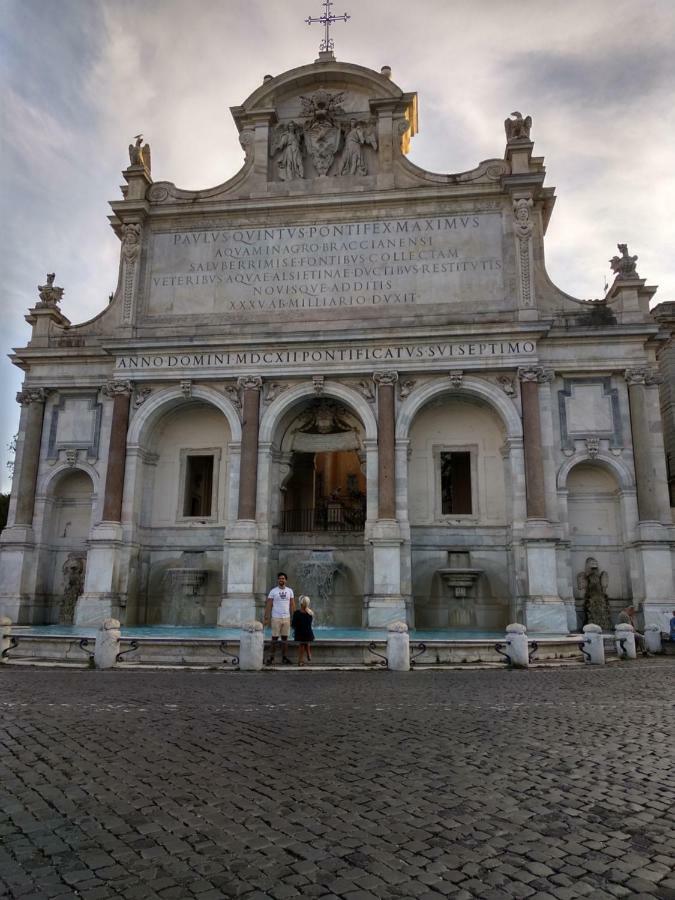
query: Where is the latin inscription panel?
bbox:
[144,212,506,318]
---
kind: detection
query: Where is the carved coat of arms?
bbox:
[300,90,344,175]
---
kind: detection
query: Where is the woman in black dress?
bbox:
[291,595,315,666]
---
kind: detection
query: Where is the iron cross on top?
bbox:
[306,0,350,53]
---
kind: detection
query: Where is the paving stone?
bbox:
[1,664,674,900]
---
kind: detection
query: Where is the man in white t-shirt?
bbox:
[264,572,296,665]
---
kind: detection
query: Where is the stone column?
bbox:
[517,368,566,633]
[518,367,552,519]
[374,371,397,519]
[625,367,664,522]
[14,389,49,526]
[101,382,132,522]
[367,371,406,626]
[624,367,675,633]
[237,376,262,520]
[75,381,132,626]
[220,377,262,627]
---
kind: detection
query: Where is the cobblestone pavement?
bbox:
[1,662,674,900]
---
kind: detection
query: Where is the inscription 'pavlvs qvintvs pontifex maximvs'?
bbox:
[145,213,505,317]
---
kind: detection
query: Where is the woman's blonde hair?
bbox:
[299,595,313,615]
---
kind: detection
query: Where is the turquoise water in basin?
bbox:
[11,625,567,641]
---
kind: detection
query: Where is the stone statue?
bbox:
[128,134,151,172]
[270,122,305,180]
[300,90,344,175]
[37,273,64,307]
[609,243,639,279]
[60,553,86,625]
[339,118,377,176]
[576,557,612,631]
[121,223,142,262]
[504,111,532,142]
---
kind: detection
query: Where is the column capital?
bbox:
[236,375,262,392]
[373,370,398,386]
[518,366,554,383]
[102,380,133,398]
[16,387,51,406]
[625,366,662,386]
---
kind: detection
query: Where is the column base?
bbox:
[218,596,258,627]
[364,595,409,628]
[74,593,122,627]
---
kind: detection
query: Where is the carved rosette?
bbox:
[512,195,534,308]
[120,222,142,323]
[16,387,51,406]
[102,380,133,399]
[625,367,662,386]
[372,370,398,387]
[518,367,554,384]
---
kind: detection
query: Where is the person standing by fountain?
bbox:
[292,596,315,666]
[264,572,296,665]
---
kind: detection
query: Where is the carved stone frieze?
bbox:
[625,366,662,386]
[518,367,554,383]
[102,380,133,398]
[373,370,398,387]
[16,387,51,406]
[497,375,516,397]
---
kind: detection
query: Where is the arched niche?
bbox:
[565,461,629,617]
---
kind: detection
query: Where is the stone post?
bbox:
[581,623,605,665]
[386,621,410,671]
[0,616,12,662]
[504,623,530,668]
[239,621,264,671]
[614,623,637,660]
[237,376,262,520]
[643,624,663,654]
[94,618,121,669]
[101,382,132,522]
[374,371,397,520]
[14,389,49,526]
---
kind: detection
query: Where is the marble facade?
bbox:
[1,53,673,634]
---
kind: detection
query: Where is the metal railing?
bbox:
[281,503,366,533]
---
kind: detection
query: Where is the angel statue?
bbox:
[339,118,378,176]
[128,134,151,172]
[504,111,532,142]
[577,557,612,631]
[270,122,305,181]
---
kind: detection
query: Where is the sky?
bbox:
[1,0,674,491]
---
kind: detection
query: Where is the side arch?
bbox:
[127,384,242,446]
[39,461,101,496]
[259,381,378,444]
[556,452,635,491]
[396,375,522,440]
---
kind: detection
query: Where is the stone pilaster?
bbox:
[625,367,666,522]
[13,389,50,526]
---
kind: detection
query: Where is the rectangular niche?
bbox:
[176,448,221,523]
[433,445,478,520]
[47,393,102,460]
[558,378,622,451]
